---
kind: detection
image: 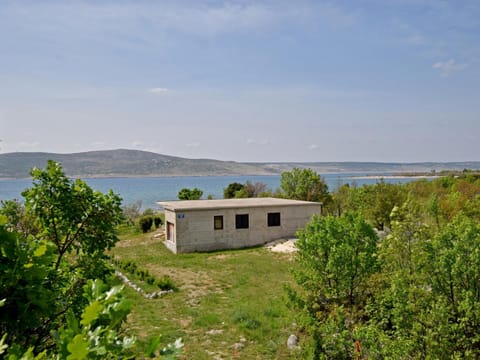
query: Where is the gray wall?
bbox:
[164,204,321,253]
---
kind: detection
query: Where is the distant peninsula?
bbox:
[0,149,479,179]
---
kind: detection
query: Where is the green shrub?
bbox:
[139,216,153,233]
[154,216,163,228]
[156,275,178,291]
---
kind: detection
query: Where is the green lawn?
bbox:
[111,229,298,359]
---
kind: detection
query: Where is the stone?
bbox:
[287,334,298,350]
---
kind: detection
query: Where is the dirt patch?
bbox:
[264,238,298,253]
[144,265,223,306]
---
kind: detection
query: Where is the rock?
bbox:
[287,334,298,350]
[206,329,224,335]
[232,342,245,350]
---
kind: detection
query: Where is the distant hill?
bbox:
[0,149,276,178]
[0,149,479,179]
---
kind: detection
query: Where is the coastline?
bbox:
[348,175,439,180]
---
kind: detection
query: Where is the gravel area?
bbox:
[264,238,298,253]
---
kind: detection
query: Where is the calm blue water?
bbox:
[0,174,427,210]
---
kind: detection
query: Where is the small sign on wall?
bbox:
[177,213,185,219]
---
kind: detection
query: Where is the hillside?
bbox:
[0,149,277,178]
[1,149,479,178]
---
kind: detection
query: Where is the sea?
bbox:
[0,173,431,210]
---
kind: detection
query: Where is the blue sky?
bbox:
[0,0,479,162]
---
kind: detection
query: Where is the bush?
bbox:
[139,216,153,233]
[156,275,178,291]
[154,216,163,228]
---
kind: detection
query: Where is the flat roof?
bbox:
[158,197,322,211]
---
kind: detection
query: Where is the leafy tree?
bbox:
[290,212,378,358]
[289,176,480,358]
[0,162,182,358]
[22,161,123,271]
[0,199,38,237]
[0,218,57,350]
[425,215,480,356]
[1,161,123,350]
[223,182,245,199]
[223,181,270,198]
[177,187,203,200]
[280,168,331,204]
[363,180,407,230]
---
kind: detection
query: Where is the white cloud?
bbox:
[432,59,467,77]
[148,87,169,94]
[308,144,318,150]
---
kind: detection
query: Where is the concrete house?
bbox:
[158,197,322,254]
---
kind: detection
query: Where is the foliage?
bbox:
[0,162,180,359]
[0,218,57,350]
[0,199,38,238]
[177,187,203,200]
[22,160,124,271]
[153,216,163,228]
[223,181,270,198]
[292,175,480,358]
[51,279,135,360]
[139,216,153,233]
[243,181,269,197]
[289,212,378,358]
[223,182,246,199]
[279,168,331,204]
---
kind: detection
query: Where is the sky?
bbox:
[0,0,479,162]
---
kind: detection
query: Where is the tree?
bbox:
[122,200,142,225]
[243,181,268,197]
[223,182,245,199]
[0,199,38,237]
[177,187,203,200]
[289,212,378,358]
[280,168,331,204]
[0,162,182,358]
[366,180,407,230]
[0,161,124,354]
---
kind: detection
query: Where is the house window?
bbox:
[268,212,281,227]
[214,215,224,230]
[236,214,249,229]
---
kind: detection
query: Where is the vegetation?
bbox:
[223,181,271,198]
[139,216,154,233]
[177,187,203,200]
[279,168,331,204]
[110,232,296,359]
[112,258,177,292]
[3,161,480,359]
[290,173,480,358]
[0,161,180,358]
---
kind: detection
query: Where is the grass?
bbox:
[111,228,298,359]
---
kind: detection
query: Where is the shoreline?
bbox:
[348,175,439,180]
